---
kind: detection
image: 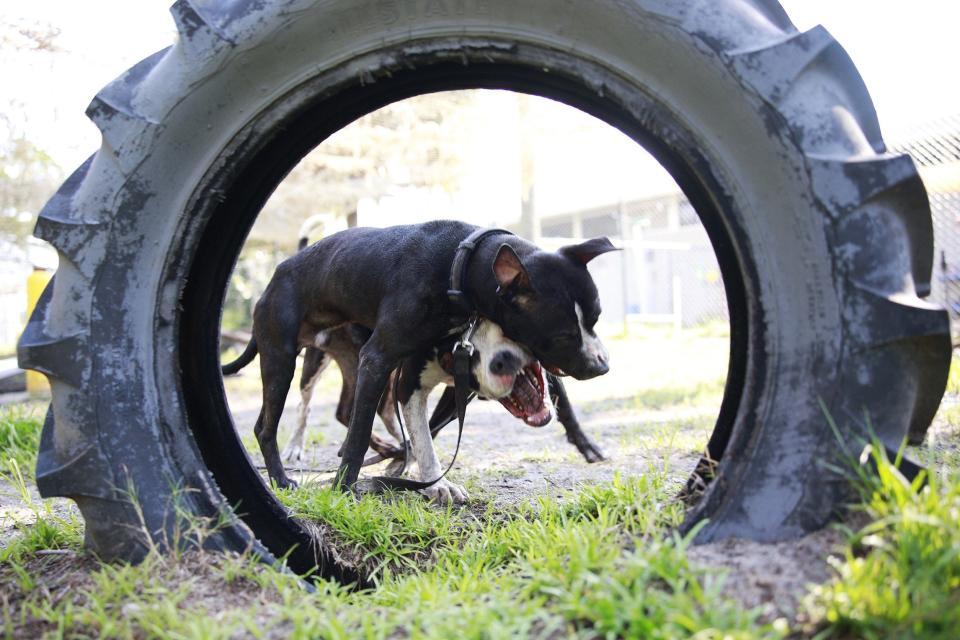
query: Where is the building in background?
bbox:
[537,192,726,331]
[337,98,960,335]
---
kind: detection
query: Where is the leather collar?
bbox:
[447,227,514,318]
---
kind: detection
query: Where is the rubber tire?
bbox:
[19,0,950,579]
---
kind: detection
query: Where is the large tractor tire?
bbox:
[19,0,950,580]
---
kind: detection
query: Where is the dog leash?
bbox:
[359,316,478,494]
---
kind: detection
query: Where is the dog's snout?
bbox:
[593,358,609,376]
[568,354,610,380]
[489,351,522,377]
[589,350,610,377]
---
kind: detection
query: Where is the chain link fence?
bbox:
[930,191,960,320]
[891,115,960,331]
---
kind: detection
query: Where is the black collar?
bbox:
[446,227,514,317]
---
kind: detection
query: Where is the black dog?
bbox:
[224,221,615,490]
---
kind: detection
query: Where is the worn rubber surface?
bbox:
[18,0,950,578]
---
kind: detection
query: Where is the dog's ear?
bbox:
[559,237,619,265]
[492,243,532,291]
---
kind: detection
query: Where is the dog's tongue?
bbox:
[524,405,552,427]
[499,364,552,427]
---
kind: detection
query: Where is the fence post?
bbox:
[617,201,630,336]
[672,273,683,332]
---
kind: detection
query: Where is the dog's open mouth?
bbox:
[499,362,552,427]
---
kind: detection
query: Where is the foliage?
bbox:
[247,91,481,250]
[0,405,43,471]
[805,442,960,639]
[0,20,63,244]
[221,245,288,332]
[223,88,483,324]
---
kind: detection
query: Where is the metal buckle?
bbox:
[454,339,475,357]
[454,314,479,356]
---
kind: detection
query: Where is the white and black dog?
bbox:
[388,317,552,503]
[281,322,605,475]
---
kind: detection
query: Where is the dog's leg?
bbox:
[549,374,605,463]
[377,372,402,442]
[256,343,300,488]
[283,347,329,462]
[330,341,404,466]
[428,387,458,438]
[336,338,395,489]
[404,387,469,505]
[322,323,367,429]
[333,354,357,429]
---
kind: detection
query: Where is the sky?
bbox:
[3,0,959,175]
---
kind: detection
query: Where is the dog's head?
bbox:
[467,319,553,427]
[492,237,616,381]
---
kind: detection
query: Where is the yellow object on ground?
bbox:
[25,268,53,395]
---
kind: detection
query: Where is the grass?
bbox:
[0,408,83,570]
[0,405,44,471]
[277,484,470,579]
[3,361,960,638]
[2,468,781,639]
[802,441,960,639]
[616,414,716,457]
[269,470,775,639]
[0,453,84,606]
[0,461,83,568]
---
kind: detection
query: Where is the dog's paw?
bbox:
[579,440,606,463]
[571,434,606,463]
[282,441,304,462]
[421,479,469,505]
[272,475,299,490]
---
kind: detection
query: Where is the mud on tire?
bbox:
[19,0,950,579]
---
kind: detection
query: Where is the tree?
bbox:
[0,19,62,245]
[248,91,480,248]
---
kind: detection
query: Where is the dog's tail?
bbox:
[221,338,258,375]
